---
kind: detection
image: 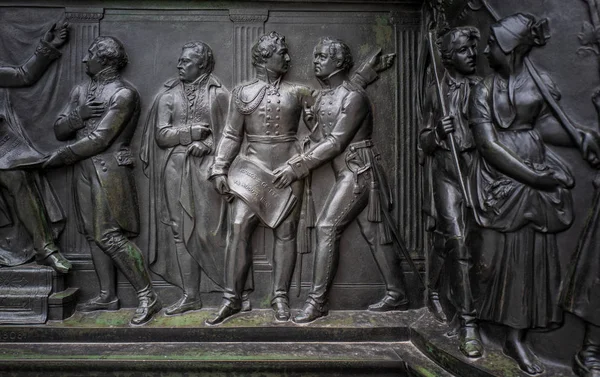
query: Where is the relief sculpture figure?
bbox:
[0,22,71,273]
[559,89,600,377]
[272,37,408,324]
[468,14,600,374]
[44,36,161,325]
[207,32,383,325]
[419,27,483,357]
[140,42,233,315]
[207,32,315,325]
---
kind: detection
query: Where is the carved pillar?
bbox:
[65,8,104,84]
[229,9,269,84]
[61,8,103,257]
[390,12,424,258]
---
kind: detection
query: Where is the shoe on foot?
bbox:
[426,293,447,323]
[272,299,290,321]
[574,351,600,377]
[40,252,72,274]
[459,326,483,358]
[165,295,202,315]
[241,293,252,312]
[130,290,161,325]
[293,301,328,324]
[206,302,241,326]
[368,295,409,312]
[77,296,119,312]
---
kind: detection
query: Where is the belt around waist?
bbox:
[348,139,373,151]
[246,134,297,143]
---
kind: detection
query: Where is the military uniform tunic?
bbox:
[210,72,313,306]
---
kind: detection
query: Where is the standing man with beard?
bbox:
[45,36,161,325]
[140,41,233,315]
[272,37,408,324]
[419,27,483,358]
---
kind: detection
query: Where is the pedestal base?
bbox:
[0,308,578,376]
[0,263,78,324]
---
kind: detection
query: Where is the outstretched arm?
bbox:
[0,23,68,88]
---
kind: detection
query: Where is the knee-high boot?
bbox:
[77,242,119,311]
[109,240,161,325]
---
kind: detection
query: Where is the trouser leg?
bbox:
[428,234,446,296]
[271,215,299,304]
[164,156,201,300]
[86,167,155,301]
[447,237,476,327]
[88,241,117,299]
[0,170,55,259]
[308,173,368,306]
[432,152,474,320]
[357,210,407,303]
[175,242,200,299]
[222,199,259,308]
[100,232,152,294]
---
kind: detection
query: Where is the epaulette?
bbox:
[233,79,266,115]
[342,80,362,93]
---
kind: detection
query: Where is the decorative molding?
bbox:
[229,9,269,23]
[65,8,104,22]
[389,11,420,27]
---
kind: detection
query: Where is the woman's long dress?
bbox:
[468,71,573,330]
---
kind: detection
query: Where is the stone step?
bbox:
[1,308,422,343]
[48,287,79,321]
[410,311,576,377]
[0,341,414,376]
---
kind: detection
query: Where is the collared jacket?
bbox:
[54,69,141,235]
[210,73,314,177]
[286,80,373,179]
[140,74,229,289]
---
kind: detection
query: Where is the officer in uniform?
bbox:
[273,37,408,324]
[45,36,161,325]
[208,32,387,325]
[208,32,312,324]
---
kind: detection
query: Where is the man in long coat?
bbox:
[45,36,160,325]
[140,41,233,315]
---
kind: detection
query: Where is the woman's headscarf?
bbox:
[491,13,550,54]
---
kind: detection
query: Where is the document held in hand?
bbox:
[228,156,298,228]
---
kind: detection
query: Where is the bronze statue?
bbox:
[207,31,393,325]
[468,13,600,374]
[559,93,600,377]
[419,27,483,357]
[207,32,315,325]
[0,22,71,273]
[44,36,161,325]
[272,37,408,324]
[140,41,232,315]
